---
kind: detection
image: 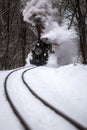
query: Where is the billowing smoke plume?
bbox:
[23,0,78,66]
[23,0,57,25]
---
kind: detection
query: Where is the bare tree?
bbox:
[0,0,36,70]
[57,0,87,64]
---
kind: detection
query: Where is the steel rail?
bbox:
[22,68,87,130]
[4,66,36,130]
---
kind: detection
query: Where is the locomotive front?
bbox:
[30,38,51,66]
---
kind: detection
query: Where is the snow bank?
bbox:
[24,64,87,127]
[0,71,22,130]
[0,64,87,129]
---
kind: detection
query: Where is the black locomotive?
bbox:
[29,16,51,66]
[30,38,51,66]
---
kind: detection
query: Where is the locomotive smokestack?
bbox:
[34,16,45,41]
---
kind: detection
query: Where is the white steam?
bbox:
[23,0,58,26]
[23,0,78,66]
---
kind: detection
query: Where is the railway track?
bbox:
[4,66,36,130]
[4,66,87,130]
[22,68,87,130]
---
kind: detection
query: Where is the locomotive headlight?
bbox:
[37,43,40,46]
[35,47,42,55]
[44,53,47,56]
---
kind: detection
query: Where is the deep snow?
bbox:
[0,64,87,130]
[0,71,24,130]
[24,64,87,127]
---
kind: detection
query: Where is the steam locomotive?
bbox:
[30,38,51,66]
[29,15,53,66]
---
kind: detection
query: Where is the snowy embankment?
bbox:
[0,64,87,130]
[24,64,87,127]
[0,71,23,130]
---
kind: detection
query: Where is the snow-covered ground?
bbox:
[24,64,87,127]
[0,70,24,130]
[0,64,87,130]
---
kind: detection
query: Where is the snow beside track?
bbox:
[24,64,87,128]
[6,66,77,130]
[0,64,87,130]
[0,71,24,130]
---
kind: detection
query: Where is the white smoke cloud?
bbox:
[23,0,57,26]
[42,22,78,66]
[23,0,78,66]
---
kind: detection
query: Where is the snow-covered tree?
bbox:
[57,0,87,64]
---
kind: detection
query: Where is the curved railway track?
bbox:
[22,68,87,130]
[4,66,36,130]
[4,66,87,130]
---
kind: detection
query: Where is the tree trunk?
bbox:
[20,15,27,66]
[4,0,10,69]
[77,0,87,64]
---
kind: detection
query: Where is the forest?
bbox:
[0,0,87,70]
